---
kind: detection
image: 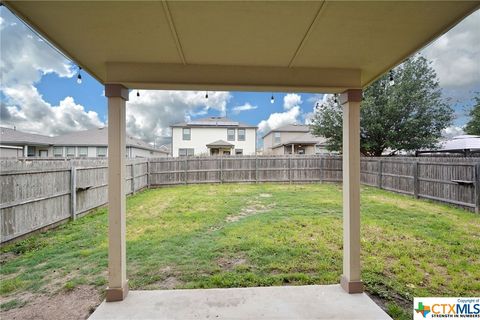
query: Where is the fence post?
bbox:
[255,156,258,183]
[475,163,480,214]
[413,161,419,199]
[147,160,150,188]
[184,158,188,185]
[377,159,383,189]
[131,163,135,194]
[220,156,223,183]
[319,157,323,183]
[288,156,292,184]
[70,165,77,220]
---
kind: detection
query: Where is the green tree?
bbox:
[464,94,480,135]
[310,55,453,156]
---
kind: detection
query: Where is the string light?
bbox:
[333,94,338,106]
[76,66,82,84]
[205,92,209,99]
[389,70,395,86]
[315,102,320,110]
[270,94,275,104]
[136,90,140,97]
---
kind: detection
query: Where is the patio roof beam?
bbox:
[105,62,361,93]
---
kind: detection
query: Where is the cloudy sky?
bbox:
[1,6,479,146]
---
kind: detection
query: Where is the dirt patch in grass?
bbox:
[226,198,275,223]
[217,257,248,271]
[0,285,101,320]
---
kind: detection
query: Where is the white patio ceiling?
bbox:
[5,1,479,93]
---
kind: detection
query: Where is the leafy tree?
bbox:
[464,94,480,135]
[310,55,453,156]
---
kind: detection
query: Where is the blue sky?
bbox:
[1,6,479,145]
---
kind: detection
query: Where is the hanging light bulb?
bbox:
[389,70,395,86]
[315,102,320,110]
[270,94,275,104]
[76,66,82,84]
[136,90,140,97]
[205,92,209,99]
[333,94,338,106]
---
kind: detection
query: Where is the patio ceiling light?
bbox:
[389,70,395,86]
[77,66,82,84]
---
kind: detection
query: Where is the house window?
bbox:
[274,132,281,144]
[235,149,243,155]
[238,129,245,141]
[66,146,75,157]
[27,146,35,157]
[183,128,191,140]
[179,148,194,157]
[78,147,88,157]
[227,129,235,141]
[53,147,63,157]
[97,147,107,157]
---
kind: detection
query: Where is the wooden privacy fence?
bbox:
[1,155,479,243]
[149,155,480,212]
[0,159,148,243]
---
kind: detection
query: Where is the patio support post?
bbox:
[105,84,129,302]
[340,89,364,294]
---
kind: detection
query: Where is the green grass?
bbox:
[1,184,479,319]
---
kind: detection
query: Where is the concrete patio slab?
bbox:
[89,284,391,320]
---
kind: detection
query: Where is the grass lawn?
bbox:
[1,183,479,319]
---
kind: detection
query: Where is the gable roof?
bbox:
[206,139,235,148]
[0,127,53,145]
[171,117,256,128]
[262,124,310,138]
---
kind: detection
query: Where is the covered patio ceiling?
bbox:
[5,1,479,93]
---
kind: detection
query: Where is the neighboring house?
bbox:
[170,117,257,157]
[0,127,168,158]
[262,124,327,155]
[0,127,53,158]
[416,135,480,156]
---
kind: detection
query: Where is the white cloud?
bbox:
[442,126,465,139]
[0,8,104,136]
[126,90,231,144]
[257,106,301,134]
[232,102,258,114]
[422,10,480,91]
[283,93,302,110]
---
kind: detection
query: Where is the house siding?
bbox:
[172,127,256,157]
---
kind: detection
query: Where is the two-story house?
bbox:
[170,117,257,157]
[262,124,327,155]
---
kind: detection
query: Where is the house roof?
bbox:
[0,127,53,146]
[206,140,235,148]
[0,127,168,153]
[263,124,310,138]
[5,2,476,93]
[272,131,326,149]
[51,128,167,153]
[171,117,257,128]
[440,135,480,151]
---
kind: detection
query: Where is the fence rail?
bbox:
[1,155,479,243]
[0,159,148,243]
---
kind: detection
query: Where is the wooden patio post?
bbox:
[340,89,364,293]
[105,84,129,302]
